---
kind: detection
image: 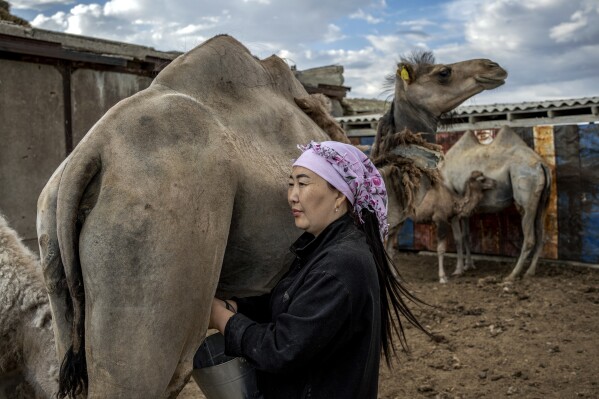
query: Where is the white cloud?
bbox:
[11,0,74,10]
[350,9,382,24]
[104,0,142,16]
[550,0,599,44]
[323,24,345,43]
[399,19,435,30]
[365,34,402,54]
[31,11,68,30]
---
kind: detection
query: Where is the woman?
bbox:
[209,141,426,398]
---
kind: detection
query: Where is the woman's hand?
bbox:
[209,298,237,334]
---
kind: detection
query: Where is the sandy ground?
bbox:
[179,252,599,399]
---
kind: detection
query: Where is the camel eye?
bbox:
[438,68,451,78]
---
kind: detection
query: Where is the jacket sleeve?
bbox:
[232,293,272,323]
[224,268,352,373]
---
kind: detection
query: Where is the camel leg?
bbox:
[461,218,476,271]
[505,210,536,281]
[525,165,551,278]
[385,224,402,279]
[385,226,398,263]
[507,166,547,281]
[165,358,196,399]
[523,212,546,278]
[451,218,465,276]
[79,178,235,398]
[436,222,449,284]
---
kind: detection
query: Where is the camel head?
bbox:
[372,51,507,158]
[390,51,507,131]
[454,170,497,218]
[468,170,497,191]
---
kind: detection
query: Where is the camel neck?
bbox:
[392,96,439,134]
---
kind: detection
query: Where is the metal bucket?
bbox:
[192,332,261,399]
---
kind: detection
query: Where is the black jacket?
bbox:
[224,214,381,399]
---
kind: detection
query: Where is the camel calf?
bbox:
[411,171,496,283]
[0,213,58,399]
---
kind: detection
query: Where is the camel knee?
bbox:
[523,238,535,252]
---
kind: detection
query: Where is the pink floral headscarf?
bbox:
[293,141,388,239]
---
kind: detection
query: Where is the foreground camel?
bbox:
[36,34,401,398]
[0,213,58,399]
[442,127,552,280]
[370,51,507,257]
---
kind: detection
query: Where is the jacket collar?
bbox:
[290,213,356,262]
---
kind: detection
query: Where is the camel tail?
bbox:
[533,163,552,257]
[55,146,101,398]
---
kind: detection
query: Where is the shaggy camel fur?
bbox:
[0,213,58,398]
[294,94,351,144]
[372,129,444,259]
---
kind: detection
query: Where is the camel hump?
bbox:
[154,34,306,103]
[445,130,479,157]
[492,126,529,148]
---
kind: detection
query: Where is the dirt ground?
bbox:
[179,252,599,399]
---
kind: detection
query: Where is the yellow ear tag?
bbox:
[400,67,410,82]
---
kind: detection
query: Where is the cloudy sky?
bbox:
[10,0,599,105]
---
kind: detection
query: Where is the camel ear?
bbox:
[397,64,413,84]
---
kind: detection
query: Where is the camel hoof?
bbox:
[503,275,516,282]
[439,276,449,284]
[464,263,476,271]
[452,269,464,277]
[524,271,536,278]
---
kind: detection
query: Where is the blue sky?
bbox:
[9,0,599,104]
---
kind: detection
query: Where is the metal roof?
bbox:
[452,96,599,115]
[336,96,599,130]
[336,114,382,123]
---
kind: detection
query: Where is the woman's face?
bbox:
[288,166,346,236]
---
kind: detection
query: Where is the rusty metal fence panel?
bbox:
[405,124,598,265]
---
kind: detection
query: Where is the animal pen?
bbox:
[339,99,599,266]
[1,23,597,267]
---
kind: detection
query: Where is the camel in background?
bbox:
[442,127,552,281]
[370,51,507,258]
[369,129,497,283]
[0,213,58,399]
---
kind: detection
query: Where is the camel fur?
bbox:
[442,127,552,280]
[0,213,58,399]
[294,93,351,144]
